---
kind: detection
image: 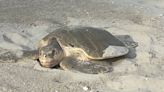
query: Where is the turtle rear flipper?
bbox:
[60,58,113,74]
[115,35,138,48]
[115,35,138,58]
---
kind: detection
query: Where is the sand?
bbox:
[0,0,164,92]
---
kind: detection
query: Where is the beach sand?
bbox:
[0,0,164,92]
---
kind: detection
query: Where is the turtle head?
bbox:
[38,38,64,68]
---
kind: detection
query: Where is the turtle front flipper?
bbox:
[22,50,39,60]
[0,48,38,63]
[60,58,113,74]
[0,48,20,63]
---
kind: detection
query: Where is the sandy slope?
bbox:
[0,0,164,92]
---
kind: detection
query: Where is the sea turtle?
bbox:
[2,27,135,74]
[34,27,131,74]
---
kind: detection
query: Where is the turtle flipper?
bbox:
[123,41,138,48]
[0,48,19,63]
[115,35,138,48]
[115,35,138,58]
[22,50,39,60]
[60,58,113,74]
[0,48,38,63]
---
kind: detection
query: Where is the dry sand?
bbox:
[0,0,164,92]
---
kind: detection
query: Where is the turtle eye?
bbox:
[52,49,59,56]
[52,49,56,55]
